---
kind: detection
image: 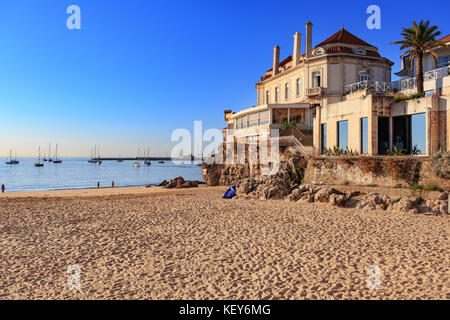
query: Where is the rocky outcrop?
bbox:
[160,177,202,189]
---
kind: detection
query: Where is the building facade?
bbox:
[223,22,450,158]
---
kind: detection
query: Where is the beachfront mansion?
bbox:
[222,22,450,157]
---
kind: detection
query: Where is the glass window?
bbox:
[321,123,327,153]
[411,113,426,155]
[242,115,248,128]
[437,55,450,68]
[265,90,270,104]
[248,113,258,127]
[259,110,270,125]
[361,117,368,154]
[359,70,370,82]
[275,87,279,102]
[312,72,321,88]
[236,118,241,130]
[296,79,301,96]
[285,83,290,100]
[337,120,348,151]
[425,90,434,96]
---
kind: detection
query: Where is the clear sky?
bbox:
[0,0,448,157]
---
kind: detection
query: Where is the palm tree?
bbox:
[392,20,446,95]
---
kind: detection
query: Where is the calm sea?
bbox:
[0,158,203,192]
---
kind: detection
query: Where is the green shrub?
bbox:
[423,184,443,192]
[410,184,423,191]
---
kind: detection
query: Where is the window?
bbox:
[315,49,323,56]
[236,118,241,130]
[265,90,270,104]
[321,124,327,153]
[242,115,248,128]
[312,72,321,88]
[411,113,426,155]
[437,55,450,68]
[248,113,258,127]
[359,70,370,82]
[248,135,258,145]
[353,48,366,55]
[425,90,434,96]
[337,120,348,151]
[259,110,270,125]
[296,79,301,96]
[285,83,290,100]
[361,118,368,154]
[275,87,279,102]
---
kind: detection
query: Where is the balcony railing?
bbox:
[306,87,322,97]
[400,66,449,90]
[344,80,395,95]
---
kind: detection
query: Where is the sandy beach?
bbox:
[0,186,449,300]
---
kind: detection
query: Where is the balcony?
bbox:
[344,80,395,95]
[306,87,323,97]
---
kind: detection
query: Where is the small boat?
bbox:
[53,144,62,164]
[116,154,124,162]
[48,143,53,162]
[144,148,151,166]
[133,148,141,167]
[34,147,44,167]
[158,160,165,164]
[6,150,19,165]
[88,146,97,163]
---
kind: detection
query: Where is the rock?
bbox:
[314,187,337,202]
[181,180,199,188]
[297,192,314,203]
[238,178,257,194]
[409,208,419,214]
[438,192,448,201]
[158,180,168,187]
[432,200,448,215]
[329,194,346,207]
[164,176,185,188]
[286,188,303,202]
[392,198,413,212]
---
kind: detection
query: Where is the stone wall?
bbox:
[202,155,449,191]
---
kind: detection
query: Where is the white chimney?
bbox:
[273,45,280,76]
[293,32,302,66]
[305,21,313,58]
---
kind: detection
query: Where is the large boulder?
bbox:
[237,178,258,194]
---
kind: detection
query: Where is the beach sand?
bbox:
[0,186,449,299]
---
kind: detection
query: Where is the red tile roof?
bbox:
[266,55,293,72]
[316,28,375,48]
[439,34,450,43]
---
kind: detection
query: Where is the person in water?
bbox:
[97,182,100,189]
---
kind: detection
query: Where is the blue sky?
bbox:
[0,0,448,157]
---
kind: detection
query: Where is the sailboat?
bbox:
[34,147,44,167]
[53,144,62,163]
[144,148,151,166]
[88,146,96,163]
[48,143,53,162]
[116,153,123,162]
[42,148,48,161]
[133,148,141,167]
[96,146,102,165]
[6,149,19,165]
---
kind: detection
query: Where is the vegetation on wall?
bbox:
[394,92,425,103]
[430,149,450,179]
[322,146,359,157]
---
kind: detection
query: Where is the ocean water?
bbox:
[0,158,203,192]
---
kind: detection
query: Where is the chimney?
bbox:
[305,21,313,58]
[293,32,302,66]
[272,45,280,76]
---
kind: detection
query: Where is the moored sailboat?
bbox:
[34,147,44,167]
[6,149,19,165]
[53,144,62,163]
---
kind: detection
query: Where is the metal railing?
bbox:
[344,80,395,95]
[344,66,450,95]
